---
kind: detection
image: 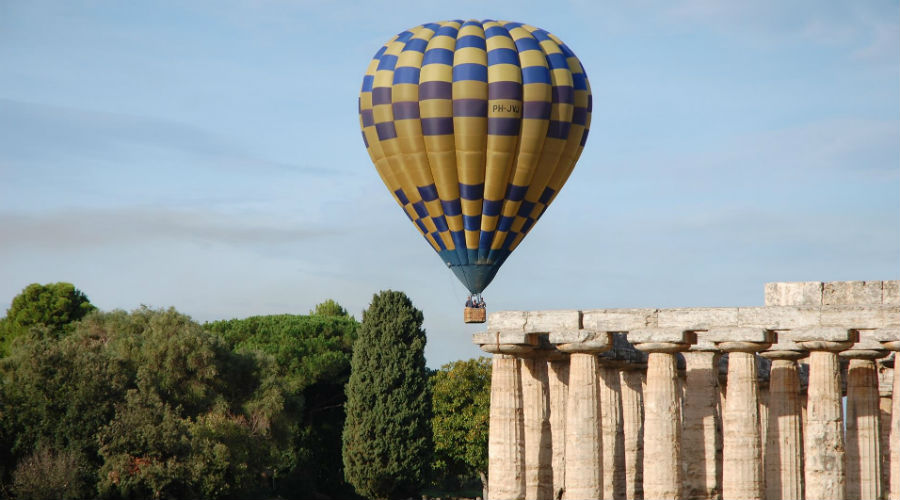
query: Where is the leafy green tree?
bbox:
[0,282,95,356]
[0,307,286,499]
[205,313,359,498]
[430,357,491,494]
[342,290,432,499]
[310,299,350,317]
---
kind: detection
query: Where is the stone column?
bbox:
[553,330,613,500]
[599,363,626,500]
[842,339,888,500]
[760,348,806,500]
[620,367,644,500]
[796,327,857,500]
[874,329,900,500]
[483,344,533,500]
[548,357,570,500]
[681,348,722,500]
[711,328,774,500]
[522,355,553,500]
[629,328,695,500]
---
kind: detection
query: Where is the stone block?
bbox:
[472,330,531,346]
[819,305,899,329]
[737,306,820,329]
[786,326,853,342]
[549,329,612,351]
[765,281,823,306]
[524,309,581,333]
[869,326,900,342]
[705,326,775,343]
[883,281,900,305]
[822,280,883,306]
[487,310,526,331]
[762,333,806,353]
[657,307,738,329]
[843,329,889,352]
[627,327,694,344]
[582,308,657,331]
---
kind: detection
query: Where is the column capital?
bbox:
[551,329,612,354]
[474,329,536,355]
[628,327,695,353]
[761,349,807,361]
[870,325,900,351]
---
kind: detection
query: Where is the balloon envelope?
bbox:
[359,20,592,294]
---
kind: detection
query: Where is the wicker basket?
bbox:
[464,307,487,324]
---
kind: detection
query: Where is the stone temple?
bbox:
[473,280,899,500]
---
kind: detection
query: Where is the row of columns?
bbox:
[482,327,899,500]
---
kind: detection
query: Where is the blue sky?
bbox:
[1,1,898,368]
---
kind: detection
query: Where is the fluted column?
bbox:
[630,328,694,500]
[599,363,626,500]
[681,349,722,500]
[620,367,644,500]
[843,345,887,500]
[548,358,569,500]
[880,338,900,500]
[760,350,806,500]
[798,329,855,500]
[485,346,533,500]
[522,356,553,500]
[562,352,602,499]
[718,340,771,500]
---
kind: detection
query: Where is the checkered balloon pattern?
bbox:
[359,20,592,294]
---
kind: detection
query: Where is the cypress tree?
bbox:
[342,290,432,499]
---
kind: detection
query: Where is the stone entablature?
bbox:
[474,280,899,500]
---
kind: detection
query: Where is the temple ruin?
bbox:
[474,280,899,500]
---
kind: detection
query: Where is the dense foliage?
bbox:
[342,290,432,499]
[0,282,95,356]
[0,286,495,500]
[205,310,359,497]
[430,357,491,492]
[0,307,287,499]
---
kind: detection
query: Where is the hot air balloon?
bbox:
[358,19,592,322]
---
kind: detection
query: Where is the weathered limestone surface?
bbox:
[564,353,602,500]
[721,349,765,500]
[761,352,805,500]
[845,356,884,500]
[657,307,738,329]
[884,281,900,305]
[489,354,526,500]
[521,358,553,500]
[525,310,582,333]
[599,365,626,500]
[824,281,884,306]
[681,351,721,500]
[804,348,848,500]
[583,308,658,331]
[548,360,569,500]
[620,369,644,500]
[628,328,695,345]
[765,281,824,306]
[642,351,683,499]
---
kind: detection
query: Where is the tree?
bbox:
[342,290,432,499]
[310,299,350,318]
[0,282,96,356]
[430,358,491,494]
[0,307,287,499]
[205,313,360,498]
